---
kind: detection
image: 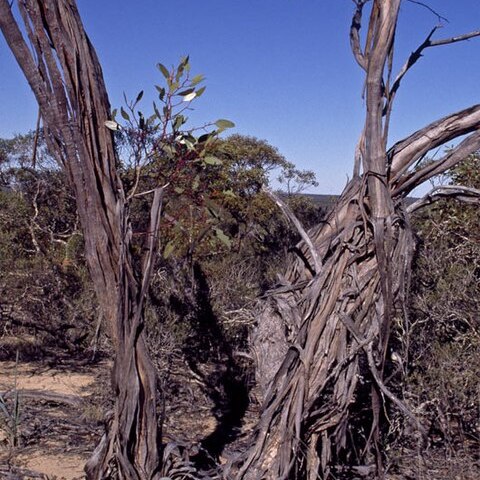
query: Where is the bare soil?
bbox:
[0,358,106,479]
[0,354,226,479]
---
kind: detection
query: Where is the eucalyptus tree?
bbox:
[237,2,480,478]
[2,1,480,480]
[0,1,225,479]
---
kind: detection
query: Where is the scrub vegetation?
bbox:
[0,1,479,479]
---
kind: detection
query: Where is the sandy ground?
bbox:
[15,452,87,479]
[0,361,95,397]
[0,360,99,479]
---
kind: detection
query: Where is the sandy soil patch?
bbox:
[0,361,95,397]
[0,359,102,479]
[16,451,87,479]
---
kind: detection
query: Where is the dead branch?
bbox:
[393,132,480,195]
[407,184,480,213]
[389,105,480,184]
[350,0,370,71]
[2,389,82,407]
[339,314,427,437]
[405,0,449,24]
[263,187,322,273]
[390,28,480,103]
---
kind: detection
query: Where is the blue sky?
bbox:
[1,1,479,193]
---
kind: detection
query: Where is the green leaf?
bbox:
[222,189,236,198]
[120,107,130,121]
[157,63,170,79]
[207,205,220,219]
[153,101,162,120]
[163,241,175,259]
[111,108,118,119]
[178,88,195,97]
[198,133,212,143]
[147,113,157,125]
[182,92,196,102]
[176,65,184,83]
[215,119,235,129]
[182,138,195,150]
[214,228,232,248]
[173,115,185,131]
[104,120,120,131]
[174,187,184,194]
[191,74,204,86]
[138,113,145,130]
[155,85,166,101]
[204,156,223,166]
[135,90,144,104]
[192,175,200,191]
[162,143,175,156]
[195,86,207,97]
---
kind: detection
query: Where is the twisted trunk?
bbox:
[238,1,480,478]
[242,177,414,478]
[0,1,162,478]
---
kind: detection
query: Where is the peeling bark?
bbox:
[237,1,480,478]
[0,1,162,478]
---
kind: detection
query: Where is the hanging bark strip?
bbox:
[0,1,162,478]
[237,1,480,478]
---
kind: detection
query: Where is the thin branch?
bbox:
[430,30,480,47]
[340,314,428,437]
[390,28,480,102]
[407,184,480,213]
[133,183,170,198]
[406,0,449,24]
[263,187,322,274]
[365,344,427,437]
[31,108,41,168]
[389,26,438,105]
[354,126,366,177]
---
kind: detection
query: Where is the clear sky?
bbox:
[1,1,479,193]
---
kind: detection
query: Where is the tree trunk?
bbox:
[0,1,162,478]
[242,177,412,478]
[237,1,480,478]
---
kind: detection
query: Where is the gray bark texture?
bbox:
[234,2,480,478]
[0,1,162,478]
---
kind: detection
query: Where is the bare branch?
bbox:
[407,184,480,214]
[340,314,428,437]
[132,186,165,335]
[389,26,438,102]
[263,187,322,274]
[430,30,480,47]
[350,0,369,71]
[31,109,41,168]
[389,104,480,184]
[353,126,366,177]
[406,0,449,24]
[393,132,480,195]
[390,28,480,102]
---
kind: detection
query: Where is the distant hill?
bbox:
[287,193,419,211]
